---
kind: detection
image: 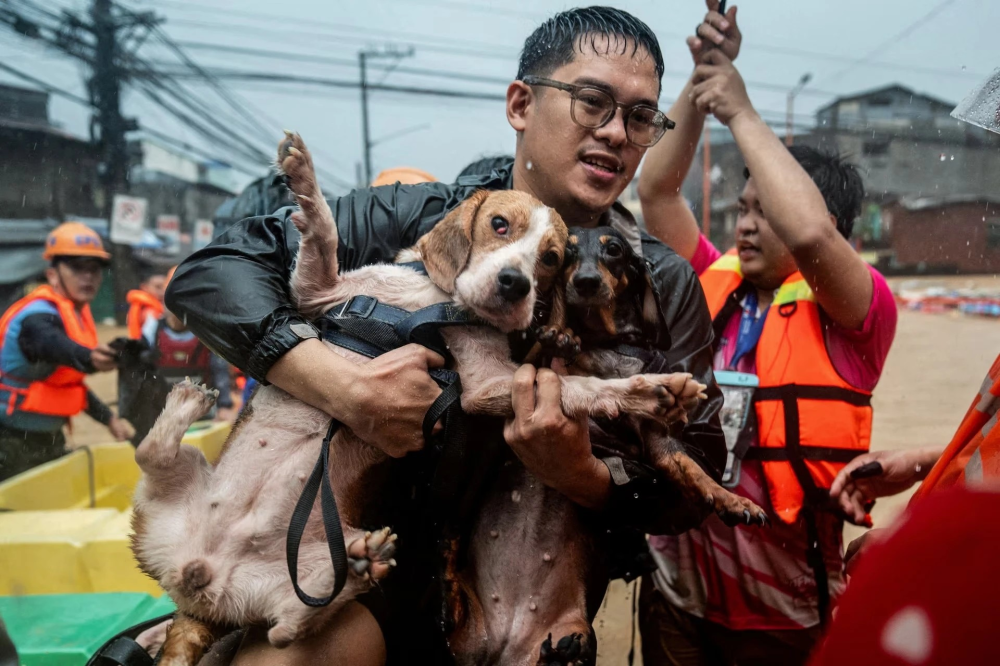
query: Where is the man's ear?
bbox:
[506,80,531,132]
[45,266,59,288]
[419,189,489,293]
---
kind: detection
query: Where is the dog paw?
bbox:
[710,490,770,527]
[539,632,590,666]
[347,527,398,581]
[165,379,218,421]
[267,621,299,649]
[536,325,581,360]
[622,373,705,423]
[277,131,321,213]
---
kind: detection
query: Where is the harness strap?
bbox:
[91,637,154,666]
[754,384,872,407]
[286,419,349,607]
[742,446,860,463]
[751,382,870,627]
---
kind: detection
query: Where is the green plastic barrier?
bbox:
[0,593,175,666]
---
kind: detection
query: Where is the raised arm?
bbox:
[691,49,873,330]
[638,0,741,261]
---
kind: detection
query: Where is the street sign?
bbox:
[110,195,147,245]
[193,219,214,250]
[156,215,181,244]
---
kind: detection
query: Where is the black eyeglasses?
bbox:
[521,75,675,147]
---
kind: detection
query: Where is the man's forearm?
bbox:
[638,78,705,260]
[640,78,705,199]
[727,111,831,249]
[265,339,360,423]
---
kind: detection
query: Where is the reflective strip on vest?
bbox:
[914,354,1000,499]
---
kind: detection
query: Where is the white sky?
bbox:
[2,0,996,193]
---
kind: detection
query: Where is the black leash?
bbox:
[286,419,349,606]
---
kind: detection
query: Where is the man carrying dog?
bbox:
[166,6,725,664]
[637,2,898,663]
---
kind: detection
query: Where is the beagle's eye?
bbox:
[541,250,559,267]
[491,216,509,235]
[605,242,624,258]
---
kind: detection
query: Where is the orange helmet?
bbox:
[371,167,437,188]
[43,222,111,262]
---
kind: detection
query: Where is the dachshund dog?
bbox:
[555,226,768,527]
[130,134,705,666]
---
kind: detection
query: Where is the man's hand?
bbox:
[830,447,942,525]
[109,416,135,442]
[691,49,754,126]
[689,1,741,64]
[90,344,118,372]
[346,344,445,458]
[503,365,610,510]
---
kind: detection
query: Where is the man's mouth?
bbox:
[580,152,623,178]
[737,241,760,259]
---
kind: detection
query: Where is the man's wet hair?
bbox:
[744,145,865,239]
[456,154,514,181]
[517,7,664,92]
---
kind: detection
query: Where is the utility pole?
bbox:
[0,1,157,323]
[91,0,140,324]
[359,46,414,185]
[786,73,812,147]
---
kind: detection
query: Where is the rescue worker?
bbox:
[125,267,168,340]
[0,222,134,481]
[636,3,897,663]
[129,297,235,443]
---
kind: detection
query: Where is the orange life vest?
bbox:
[700,251,873,525]
[0,285,98,418]
[126,290,165,340]
[912,353,1000,500]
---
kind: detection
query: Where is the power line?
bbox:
[824,0,960,84]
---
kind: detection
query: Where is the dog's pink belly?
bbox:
[450,460,602,665]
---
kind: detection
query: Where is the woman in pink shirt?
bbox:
[635,3,897,664]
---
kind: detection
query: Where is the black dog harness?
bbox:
[286,271,479,607]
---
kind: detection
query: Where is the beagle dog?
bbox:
[130,133,705,666]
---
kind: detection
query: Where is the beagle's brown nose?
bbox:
[497,268,530,302]
[572,271,602,297]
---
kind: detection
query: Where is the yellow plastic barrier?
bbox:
[0,509,161,596]
[0,421,230,512]
[0,422,231,596]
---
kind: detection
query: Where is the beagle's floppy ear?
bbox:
[418,189,489,293]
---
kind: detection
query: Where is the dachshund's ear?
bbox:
[418,189,489,293]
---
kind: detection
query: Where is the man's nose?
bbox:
[593,108,628,147]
